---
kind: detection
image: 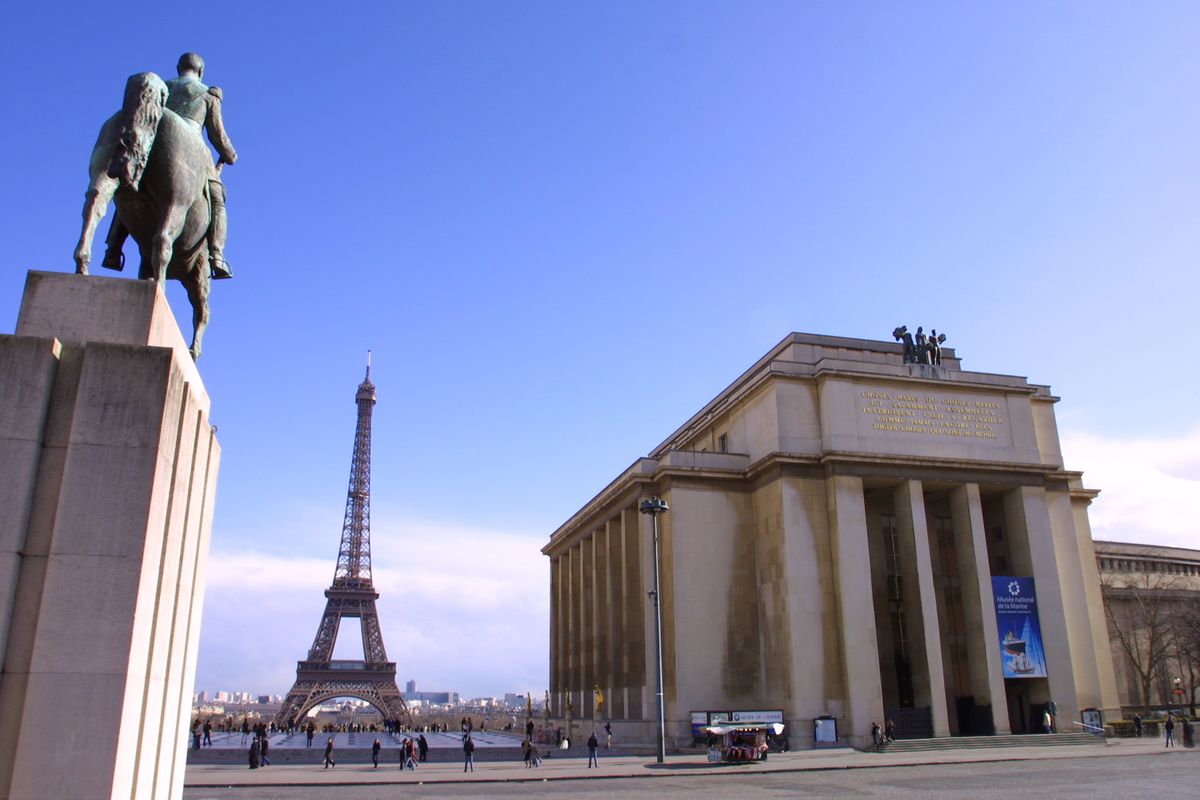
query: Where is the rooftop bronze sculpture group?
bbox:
[72,53,238,360]
[892,325,946,366]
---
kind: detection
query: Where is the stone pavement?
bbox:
[186,735,1194,788]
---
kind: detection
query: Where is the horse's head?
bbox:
[892,325,907,341]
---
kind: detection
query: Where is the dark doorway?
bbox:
[955,696,994,736]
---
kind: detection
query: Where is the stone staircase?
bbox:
[874,733,1102,753]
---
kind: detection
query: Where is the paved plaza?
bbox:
[196,728,524,752]
[184,736,1196,798]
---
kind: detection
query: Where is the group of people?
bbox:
[377,735,428,769]
[189,718,213,749]
[1128,712,1193,747]
[521,737,543,768]
[246,725,271,769]
[870,719,897,751]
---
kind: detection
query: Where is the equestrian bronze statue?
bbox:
[73,53,238,360]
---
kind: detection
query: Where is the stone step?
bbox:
[875,733,1101,753]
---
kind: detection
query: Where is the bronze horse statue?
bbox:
[73,71,214,359]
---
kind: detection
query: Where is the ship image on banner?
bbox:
[991,577,1047,679]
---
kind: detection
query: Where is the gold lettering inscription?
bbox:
[859,390,1004,440]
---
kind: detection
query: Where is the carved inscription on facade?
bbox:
[861,390,1005,439]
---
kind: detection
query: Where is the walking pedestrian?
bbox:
[587,731,599,767]
[871,721,882,752]
[306,722,315,748]
[522,737,533,768]
[324,737,336,768]
[259,735,270,767]
[605,721,613,749]
[463,734,475,772]
[1042,710,1053,734]
[191,719,201,751]
[371,737,381,768]
[1133,714,1143,738]
[1165,714,1175,747]
[203,719,213,747]
[418,733,429,762]
[248,738,260,770]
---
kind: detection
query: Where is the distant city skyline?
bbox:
[4,3,1198,698]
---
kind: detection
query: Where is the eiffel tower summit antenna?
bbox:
[274,360,412,729]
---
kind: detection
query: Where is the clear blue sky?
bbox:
[3,2,1197,698]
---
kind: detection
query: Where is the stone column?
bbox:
[605,515,624,719]
[622,505,645,721]
[949,483,1010,734]
[581,533,594,719]
[1044,490,1102,709]
[594,523,610,724]
[1003,486,1080,723]
[566,543,580,720]
[827,475,883,745]
[639,496,660,729]
[893,480,950,737]
[549,556,561,716]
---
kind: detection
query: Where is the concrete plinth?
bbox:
[0,271,220,800]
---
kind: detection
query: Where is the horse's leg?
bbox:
[183,259,211,360]
[73,174,118,274]
[150,203,189,285]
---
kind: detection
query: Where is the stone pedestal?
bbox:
[0,272,219,800]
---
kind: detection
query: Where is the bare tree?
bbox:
[1102,569,1182,713]
[1170,595,1200,716]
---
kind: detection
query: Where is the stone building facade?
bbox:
[1095,540,1200,712]
[543,333,1120,747]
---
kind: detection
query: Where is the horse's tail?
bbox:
[106,72,168,191]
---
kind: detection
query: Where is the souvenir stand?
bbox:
[703,723,786,763]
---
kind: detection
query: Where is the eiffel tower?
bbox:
[273,357,413,729]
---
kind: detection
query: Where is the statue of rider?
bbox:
[101,52,238,279]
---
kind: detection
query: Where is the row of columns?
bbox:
[550,505,647,722]
[830,475,1092,741]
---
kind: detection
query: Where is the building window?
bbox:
[717,433,728,453]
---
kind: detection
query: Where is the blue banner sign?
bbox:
[991,576,1047,679]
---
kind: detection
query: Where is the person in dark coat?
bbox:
[418,733,429,762]
[324,737,336,768]
[463,735,475,772]
[587,732,599,767]
[248,738,260,769]
[371,738,381,768]
[259,734,270,766]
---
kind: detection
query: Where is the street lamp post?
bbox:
[639,495,669,764]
